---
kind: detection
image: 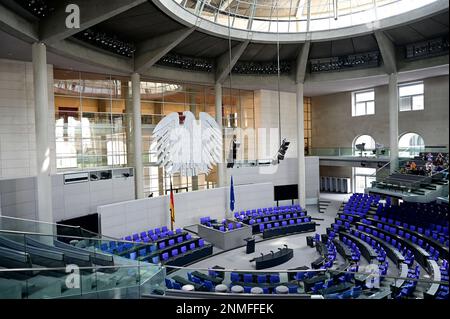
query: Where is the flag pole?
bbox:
[169,175,175,231]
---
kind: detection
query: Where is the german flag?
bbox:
[169,179,175,230]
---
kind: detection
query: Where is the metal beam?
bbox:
[48,39,133,73]
[215,40,249,84]
[40,0,147,44]
[374,30,397,74]
[295,41,310,84]
[0,2,39,43]
[134,27,195,73]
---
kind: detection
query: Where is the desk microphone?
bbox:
[284,244,288,249]
[270,250,274,255]
[261,253,264,257]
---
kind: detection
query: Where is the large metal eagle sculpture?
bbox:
[152,111,222,177]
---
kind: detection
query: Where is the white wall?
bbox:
[226,157,320,204]
[98,182,274,238]
[0,174,135,223]
[255,90,298,159]
[0,59,56,180]
[311,75,449,149]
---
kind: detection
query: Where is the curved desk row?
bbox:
[355,222,431,270]
[262,222,316,239]
[350,229,405,267]
[424,259,442,299]
[366,217,449,260]
[338,231,378,262]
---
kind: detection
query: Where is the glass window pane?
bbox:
[355,90,374,103]
[366,101,375,115]
[399,83,424,97]
[399,96,411,111]
[355,102,366,116]
[412,95,424,110]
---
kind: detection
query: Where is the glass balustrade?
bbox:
[140,265,448,299]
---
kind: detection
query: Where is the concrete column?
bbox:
[32,42,53,223]
[388,73,399,173]
[123,81,134,167]
[131,73,144,199]
[215,82,225,188]
[296,82,306,208]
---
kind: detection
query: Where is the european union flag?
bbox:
[230,175,235,212]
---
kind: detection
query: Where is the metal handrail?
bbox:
[0,264,446,285]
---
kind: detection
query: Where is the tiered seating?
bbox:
[99,226,212,267]
[234,205,314,237]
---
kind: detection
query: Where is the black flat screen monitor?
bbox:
[274,184,298,201]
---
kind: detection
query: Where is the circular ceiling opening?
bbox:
[157,0,445,41]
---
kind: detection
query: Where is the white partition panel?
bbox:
[98,182,275,238]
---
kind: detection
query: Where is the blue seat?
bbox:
[177,236,183,243]
[162,252,169,260]
[180,246,187,254]
[176,228,182,234]
[159,242,166,249]
[155,228,161,235]
[198,239,205,247]
[140,232,148,239]
[168,239,175,246]
[189,243,196,250]
[139,248,147,256]
[231,272,240,282]
[165,278,173,289]
[171,249,178,257]
[243,274,253,283]
[151,256,159,264]
[129,252,137,260]
[270,274,280,284]
[257,275,266,284]
[186,234,192,240]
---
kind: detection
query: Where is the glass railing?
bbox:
[0,227,164,299]
[141,265,448,299]
[309,147,390,157]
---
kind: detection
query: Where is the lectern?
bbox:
[244,237,255,254]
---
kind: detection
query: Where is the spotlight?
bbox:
[274,138,290,163]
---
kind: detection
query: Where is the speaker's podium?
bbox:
[244,237,255,254]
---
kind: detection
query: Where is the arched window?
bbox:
[353,135,376,156]
[399,133,425,157]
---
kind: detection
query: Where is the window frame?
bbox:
[352,89,375,117]
[398,81,424,112]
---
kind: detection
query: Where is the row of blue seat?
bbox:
[258,217,311,232]
[143,239,206,264]
[122,227,184,244]
[249,212,307,225]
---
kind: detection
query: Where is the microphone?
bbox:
[270,250,274,255]
[284,244,288,249]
